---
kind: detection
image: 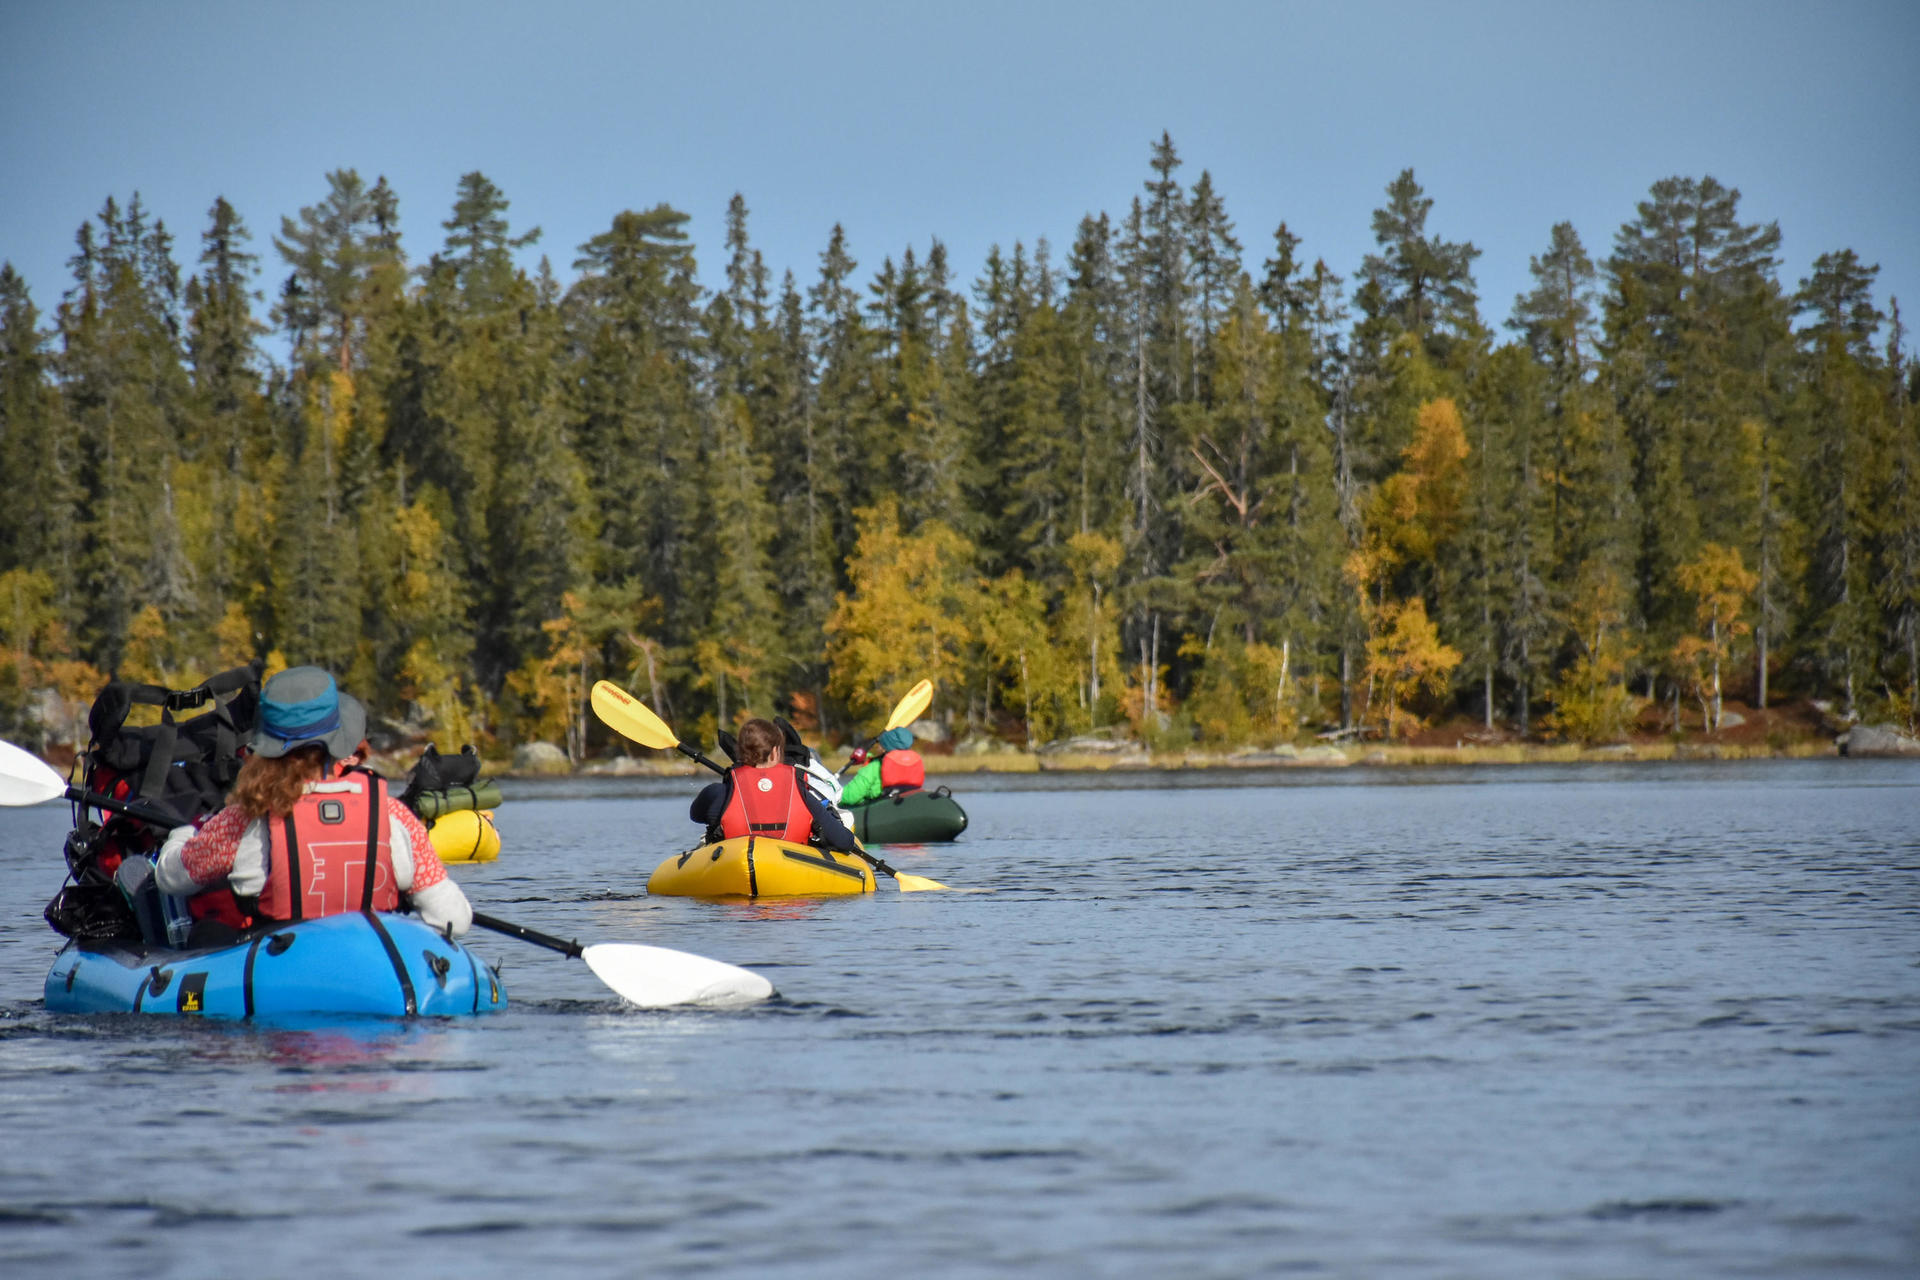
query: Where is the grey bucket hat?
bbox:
[251,666,367,759]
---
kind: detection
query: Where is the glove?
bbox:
[848,747,869,766]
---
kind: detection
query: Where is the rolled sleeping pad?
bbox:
[410,780,503,820]
[429,808,501,863]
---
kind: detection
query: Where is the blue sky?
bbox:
[4,1,1916,353]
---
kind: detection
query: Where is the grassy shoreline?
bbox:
[924,739,1841,773]
[471,735,1849,780]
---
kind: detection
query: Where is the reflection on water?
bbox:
[0,760,1915,1278]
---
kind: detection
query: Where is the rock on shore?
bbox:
[1837,724,1920,757]
[512,742,572,773]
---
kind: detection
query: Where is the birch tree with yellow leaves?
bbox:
[1672,544,1758,732]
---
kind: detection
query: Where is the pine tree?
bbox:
[760,270,841,730]
[996,298,1077,569]
[1258,222,1310,333]
[1510,222,1599,573]
[1878,307,1920,726]
[1186,169,1242,404]
[1792,250,1886,714]
[805,223,874,564]
[1141,133,1190,407]
[1359,169,1483,362]
[689,392,780,727]
[483,257,586,696]
[1605,176,1786,687]
[1061,214,1127,544]
[875,244,975,533]
[274,170,385,373]
[568,204,705,655]
[0,266,78,601]
[181,197,269,619]
[58,195,197,670]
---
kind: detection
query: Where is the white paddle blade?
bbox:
[582,943,775,1009]
[0,740,67,807]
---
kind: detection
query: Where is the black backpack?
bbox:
[397,742,482,810]
[44,662,262,940]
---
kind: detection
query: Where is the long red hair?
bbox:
[228,744,330,819]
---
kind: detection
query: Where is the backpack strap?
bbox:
[137,705,179,812]
[193,663,262,785]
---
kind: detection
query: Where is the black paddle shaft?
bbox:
[470,911,585,959]
[853,845,903,881]
[677,743,726,775]
[64,786,180,831]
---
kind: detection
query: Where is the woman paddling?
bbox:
[155,667,472,946]
[690,717,859,852]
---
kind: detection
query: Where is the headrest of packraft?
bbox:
[775,717,809,767]
[716,730,740,764]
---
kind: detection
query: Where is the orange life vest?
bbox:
[718,765,815,843]
[880,749,925,792]
[259,768,399,921]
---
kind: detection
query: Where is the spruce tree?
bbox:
[0,266,79,604]
[1792,250,1886,714]
[1877,306,1920,725]
[1186,169,1242,404]
[182,197,269,616]
[568,205,705,652]
[1359,169,1483,363]
[1605,176,1785,687]
[1509,221,1598,570]
[58,196,197,670]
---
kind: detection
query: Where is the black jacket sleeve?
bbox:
[690,779,729,827]
[796,772,858,853]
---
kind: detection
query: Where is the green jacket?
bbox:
[841,760,883,807]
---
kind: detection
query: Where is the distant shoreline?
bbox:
[478,736,1868,782]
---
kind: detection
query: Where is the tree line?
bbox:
[2,135,1916,756]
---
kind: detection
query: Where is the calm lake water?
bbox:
[2,760,1917,1278]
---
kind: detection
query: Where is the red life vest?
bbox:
[880,749,925,792]
[259,769,399,921]
[718,765,815,843]
[187,886,253,929]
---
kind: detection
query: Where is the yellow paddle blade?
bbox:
[892,872,948,892]
[882,679,933,732]
[590,680,679,750]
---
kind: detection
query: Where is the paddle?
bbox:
[838,678,934,776]
[0,739,178,828]
[847,839,947,893]
[884,678,934,732]
[467,911,775,1009]
[590,681,726,773]
[588,680,950,892]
